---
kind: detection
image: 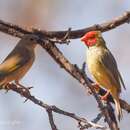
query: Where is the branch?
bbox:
[0,11,130,40]
[5,83,105,130]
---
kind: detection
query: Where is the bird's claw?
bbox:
[91,83,100,92]
[99,91,110,101]
[4,83,11,93]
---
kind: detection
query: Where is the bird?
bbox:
[0,34,41,89]
[81,31,126,120]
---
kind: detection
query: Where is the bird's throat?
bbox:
[86,39,97,47]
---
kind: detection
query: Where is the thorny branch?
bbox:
[0,11,130,130]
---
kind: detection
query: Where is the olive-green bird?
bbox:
[81,31,126,120]
[0,34,40,88]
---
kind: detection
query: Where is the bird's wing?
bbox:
[100,48,126,92]
[0,46,31,76]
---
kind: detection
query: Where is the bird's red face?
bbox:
[81,31,98,47]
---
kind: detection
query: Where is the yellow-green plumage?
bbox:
[87,45,123,93]
[83,31,125,120]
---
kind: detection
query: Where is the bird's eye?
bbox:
[30,38,34,41]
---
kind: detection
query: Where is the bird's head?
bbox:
[21,34,43,48]
[81,31,102,47]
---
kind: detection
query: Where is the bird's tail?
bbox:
[113,97,122,121]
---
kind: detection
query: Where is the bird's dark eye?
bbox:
[30,38,34,41]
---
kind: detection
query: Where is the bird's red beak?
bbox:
[81,36,86,42]
[81,35,88,45]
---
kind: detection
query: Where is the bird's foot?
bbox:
[100,91,110,101]
[85,83,100,95]
[91,83,100,92]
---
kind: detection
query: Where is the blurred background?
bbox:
[0,0,130,130]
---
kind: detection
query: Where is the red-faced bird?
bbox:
[81,31,126,120]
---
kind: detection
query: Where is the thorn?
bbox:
[81,62,86,73]
[78,121,81,128]
[27,86,34,90]
[23,98,29,103]
[4,89,9,94]
[74,64,81,72]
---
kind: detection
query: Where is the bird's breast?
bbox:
[86,47,107,85]
[86,47,103,73]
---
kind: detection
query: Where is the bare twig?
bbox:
[5,83,105,130]
[46,109,58,130]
